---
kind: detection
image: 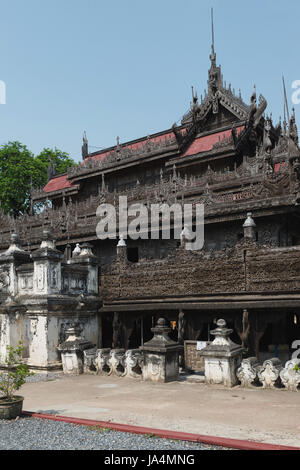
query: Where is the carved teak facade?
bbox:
[1,43,300,365]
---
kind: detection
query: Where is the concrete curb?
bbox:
[22,411,300,451]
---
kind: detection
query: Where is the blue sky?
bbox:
[0,0,299,162]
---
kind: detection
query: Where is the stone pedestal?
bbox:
[199,319,244,387]
[57,324,95,375]
[140,317,182,383]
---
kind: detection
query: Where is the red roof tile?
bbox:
[43,127,243,193]
[43,174,73,193]
[182,127,244,157]
[274,162,285,172]
[91,131,177,162]
[44,130,179,193]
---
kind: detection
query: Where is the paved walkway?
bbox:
[21,374,300,448]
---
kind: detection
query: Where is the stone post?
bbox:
[32,229,63,296]
[0,233,31,297]
[28,230,64,368]
[57,324,95,375]
[70,243,99,295]
[140,317,183,383]
[199,319,245,387]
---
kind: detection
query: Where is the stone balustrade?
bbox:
[236,357,261,388]
[83,348,144,379]
[77,315,300,392]
[237,357,300,391]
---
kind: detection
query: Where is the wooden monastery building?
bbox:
[1,28,300,367]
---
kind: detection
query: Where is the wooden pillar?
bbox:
[250,311,268,359]
[178,310,186,344]
[141,315,144,347]
[178,310,186,368]
[234,309,250,353]
[98,312,103,348]
[112,312,122,349]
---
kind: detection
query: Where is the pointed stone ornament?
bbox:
[243,212,256,240]
[72,243,81,257]
[117,234,126,247]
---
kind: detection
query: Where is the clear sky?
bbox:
[0,0,299,162]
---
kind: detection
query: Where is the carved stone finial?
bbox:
[11,233,21,246]
[72,243,81,257]
[180,225,192,249]
[243,213,256,240]
[243,212,256,228]
[79,243,95,257]
[40,229,55,249]
[5,233,22,254]
[117,234,126,247]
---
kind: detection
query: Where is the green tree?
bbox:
[0,342,33,399]
[35,147,76,187]
[0,142,77,216]
[0,141,37,216]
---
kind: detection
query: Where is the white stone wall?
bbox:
[0,235,100,370]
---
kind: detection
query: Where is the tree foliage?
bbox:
[0,142,77,216]
[35,147,76,187]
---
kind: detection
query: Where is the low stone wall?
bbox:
[237,357,300,391]
[83,348,144,379]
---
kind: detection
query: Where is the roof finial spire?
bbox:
[283,100,287,135]
[211,7,215,53]
[282,75,290,128]
[210,7,216,66]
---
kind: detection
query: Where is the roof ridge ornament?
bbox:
[82,131,88,160]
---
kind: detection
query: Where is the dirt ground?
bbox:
[21,374,300,448]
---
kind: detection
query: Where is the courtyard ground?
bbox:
[20,373,300,448]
